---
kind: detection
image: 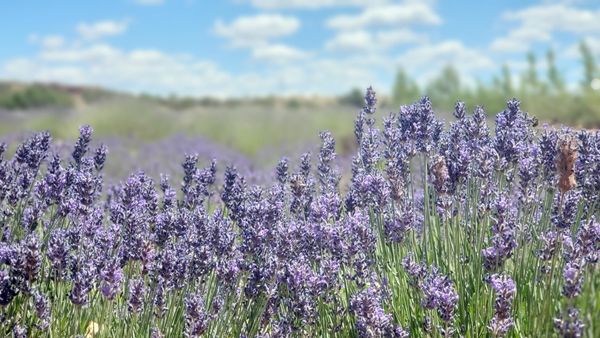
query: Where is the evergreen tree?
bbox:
[426,64,461,108]
[522,52,539,94]
[546,49,565,92]
[580,41,597,91]
[392,68,420,106]
[500,64,513,98]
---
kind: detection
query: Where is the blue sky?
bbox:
[1,0,599,97]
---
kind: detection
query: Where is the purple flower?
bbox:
[290,153,315,217]
[37,154,67,205]
[488,274,516,336]
[575,130,599,204]
[153,277,168,318]
[384,207,414,244]
[94,144,108,171]
[278,258,320,325]
[221,165,246,221]
[0,269,18,306]
[576,217,600,264]
[15,131,51,169]
[421,267,458,324]
[47,229,70,277]
[364,86,377,116]
[33,289,51,329]
[69,260,95,306]
[275,157,289,185]
[12,324,27,338]
[539,230,559,262]
[453,100,466,119]
[317,131,339,191]
[382,113,411,201]
[415,97,440,154]
[346,171,389,213]
[10,234,42,287]
[562,261,583,299]
[517,145,540,205]
[540,126,558,185]
[184,292,210,337]
[467,105,489,142]
[182,154,198,201]
[151,327,164,338]
[552,190,581,230]
[554,307,584,338]
[100,257,123,300]
[72,125,93,166]
[494,99,536,166]
[350,285,405,338]
[402,254,426,286]
[128,278,146,314]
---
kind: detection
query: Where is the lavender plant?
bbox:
[0,88,599,337]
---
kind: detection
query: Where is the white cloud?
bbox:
[1,36,392,97]
[491,4,600,52]
[214,14,300,47]
[39,44,122,63]
[326,3,442,30]
[248,0,390,9]
[565,36,600,58]
[490,26,552,52]
[41,35,66,49]
[76,20,129,40]
[397,40,494,87]
[29,34,66,49]
[251,44,310,63]
[134,0,164,5]
[326,29,422,51]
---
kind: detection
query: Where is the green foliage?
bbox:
[522,51,540,94]
[338,88,365,108]
[500,64,514,98]
[426,64,461,109]
[391,68,420,106]
[547,49,565,93]
[580,41,598,91]
[0,84,73,110]
[389,44,600,126]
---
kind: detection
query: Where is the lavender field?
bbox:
[0,86,599,337]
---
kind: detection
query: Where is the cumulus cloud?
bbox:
[397,40,493,86]
[29,34,66,49]
[247,0,390,9]
[565,36,600,58]
[326,3,442,30]
[251,44,310,63]
[214,14,300,47]
[1,36,386,97]
[76,20,129,40]
[491,4,600,52]
[326,29,423,51]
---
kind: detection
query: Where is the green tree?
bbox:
[522,52,540,94]
[392,68,420,106]
[580,41,597,91]
[546,49,565,92]
[338,87,365,108]
[500,64,514,98]
[426,64,461,109]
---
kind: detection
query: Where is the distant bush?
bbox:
[0,84,72,110]
[392,42,600,127]
[338,87,364,107]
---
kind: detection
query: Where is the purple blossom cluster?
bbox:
[1,87,600,337]
[402,255,458,336]
[488,274,516,336]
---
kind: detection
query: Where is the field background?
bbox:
[1,45,600,183]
